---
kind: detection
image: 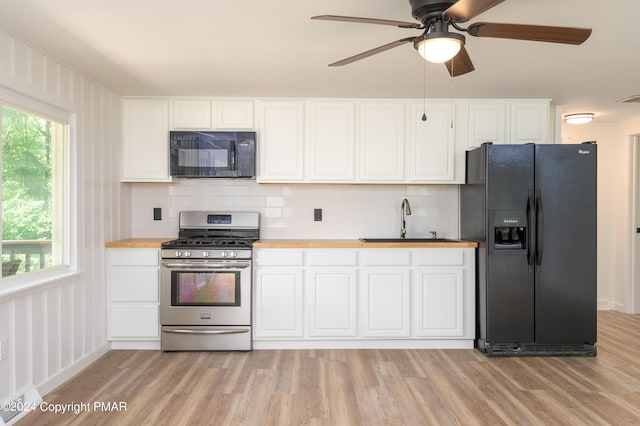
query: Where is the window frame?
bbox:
[0,87,77,291]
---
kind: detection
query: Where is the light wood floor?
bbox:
[18,311,640,425]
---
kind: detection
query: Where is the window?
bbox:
[1,103,69,278]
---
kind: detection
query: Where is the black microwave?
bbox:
[169,131,255,178]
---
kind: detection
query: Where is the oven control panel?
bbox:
[161,249,252,260]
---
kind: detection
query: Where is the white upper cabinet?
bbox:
[457,99,551,149]
[256,100,305,182]
[407,101,455,182]
[464,102,508,148]
[214,100,254,129]
[305,101,355,181]
[357,101,405,182]
[170,98,254,129]
[122,96,553,184]
[170,99,212,129]
[510,101,550,144]
[121,98,171,182]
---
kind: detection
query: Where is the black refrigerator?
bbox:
[461,143,597,356]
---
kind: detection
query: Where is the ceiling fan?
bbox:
[311,0,592,76]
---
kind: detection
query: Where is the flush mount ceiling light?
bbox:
[564,113,594,124]
[414,31,465,63]
[413,20,465,63]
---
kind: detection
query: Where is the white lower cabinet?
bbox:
[108,248,160,342]
[254,268,304,337]
[253,249,304,338]
[306,268,357,337]
[253,247,475,349]
[413,268,464,337]
[361,268,411,337]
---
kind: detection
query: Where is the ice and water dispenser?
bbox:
[490,211,527,252]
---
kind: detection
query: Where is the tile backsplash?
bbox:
[129,180,460,240]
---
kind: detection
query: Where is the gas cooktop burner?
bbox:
[162,238,254,248]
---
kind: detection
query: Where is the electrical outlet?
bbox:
[314,208,322,222]
[0,338,8,361]
[153,207,162,221]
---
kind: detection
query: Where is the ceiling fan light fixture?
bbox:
[414,31,465,63]
[564,113,594,124]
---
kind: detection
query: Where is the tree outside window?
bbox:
[1,105,67,277]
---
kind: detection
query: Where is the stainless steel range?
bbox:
[160,211,259,351]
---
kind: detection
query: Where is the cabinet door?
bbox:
[358,102,405,182]
[170,99,212,129]
[413,268,464,337]
[305,101,355,181]
[109,248,159,267]
[510,101,550,144]
[256,101,305,182]
[306,268,357,337]
[110,304,159,339]
[110,268,159,302]
[121,99,171,181]
[214,100,254,129]
[467,102,507,148]
[254,268,304,337]
[360,268,410,337]
[108,248,160,340]
[407,102,455,182]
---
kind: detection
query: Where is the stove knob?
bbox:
[184,251,192,257]
[220,251,228,258]
[229,251,238,258]
[202,251,210,257]
[174,251,182,257]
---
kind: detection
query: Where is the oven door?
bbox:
[161,259,251,326]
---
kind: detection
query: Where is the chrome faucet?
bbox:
[400,198,412,239]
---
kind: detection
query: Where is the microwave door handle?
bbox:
[230,141,236,170]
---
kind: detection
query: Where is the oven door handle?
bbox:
[161,261,251,269]
[162,328,249,335]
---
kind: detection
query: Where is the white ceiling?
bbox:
[1,0,639,123]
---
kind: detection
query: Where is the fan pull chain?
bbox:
[422,58,427,121]
[449,60,454,128]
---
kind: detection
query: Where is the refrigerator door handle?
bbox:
[535,189,544,266]
[527,190,535,266]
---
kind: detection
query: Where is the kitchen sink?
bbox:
[359,238,461,243]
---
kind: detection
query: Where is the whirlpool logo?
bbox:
[578,149,591,155]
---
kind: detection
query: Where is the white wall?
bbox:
[561,121,629,311]
[129,181,461,241]
[0,27,126,402]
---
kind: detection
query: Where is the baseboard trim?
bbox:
[37,343,110,397]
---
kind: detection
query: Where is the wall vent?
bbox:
[617,95,640,104]
[0,386,42,425]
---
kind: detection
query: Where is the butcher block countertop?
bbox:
[105,238,173,248]
[253,239,478,248]
[105,238,478,249]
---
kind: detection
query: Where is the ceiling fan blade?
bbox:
[468,22,592,44]
[445,0,506,21]
[444,46,475,76]
[311,15,422,29]
[328,37,416,66]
